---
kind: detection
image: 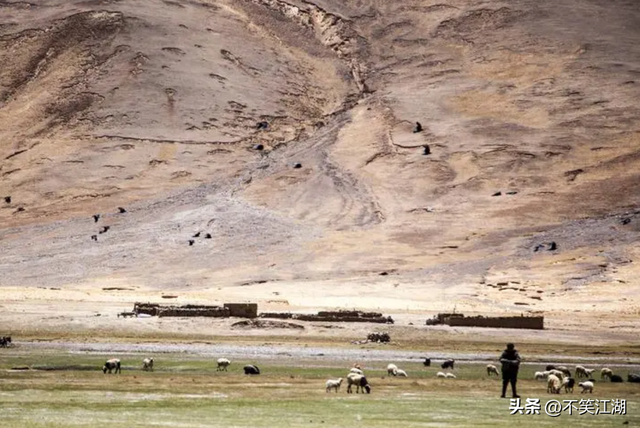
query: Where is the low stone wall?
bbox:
[260,310,394,324]
[444,316,544,330]
[259,312,293,319]
[224,303,258,318]
[132,302,229,317]
[131,303,393,323]
[134,303,160,316]
[158,307,229,317]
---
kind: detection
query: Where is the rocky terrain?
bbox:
[1,0,640,323]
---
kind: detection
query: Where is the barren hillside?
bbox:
[1,0,640,316]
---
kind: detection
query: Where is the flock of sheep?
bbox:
[102,357,260,376]
[326,360,459,393]
[102,356,630,397]
[534,364,620,395]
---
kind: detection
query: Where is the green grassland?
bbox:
[0,348,638,427]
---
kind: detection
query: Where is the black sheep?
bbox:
[564,377,575,393]
[243,365,260,375]
[441,359,455,370]
[359,376,371,394]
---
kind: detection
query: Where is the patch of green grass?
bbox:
[0,350,638,427]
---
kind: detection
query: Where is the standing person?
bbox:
[499,343,521,398]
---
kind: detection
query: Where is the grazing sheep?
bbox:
[217,358,231,371]
[556,366,571,377]
[436,372,446,378]
[583,368,595,377]
[4,196,11,204]
[549,369,564,380]
[445,373,456,379]
[547,374,561,394]
[579,381,594,394]
[413,122,423,133]
[243,365,260,375]
[487,364,499,377]
[193,232,201,238]
[349,368,364,375]
[629,374,640,383]
[347,373,371,394]
[91,235,98,241]
[396,369,408,377]
[441,359,455,370]
[562,377,575,393]
[575,365,588,378]
[326,378,343,393]
[610,374,623,383]
[387,364,398,376]
[601,368,613,380]
[188,240,195,246]
[117,207,127,213]
[534,371,550,381]
[142,357,154,371]
[103,358,121,374]
[93,214,100,223]
[99,226,110,234]
[546,365,556,371]
[423,358,431,367]
[422,144,431,155]
[205,233,212,239]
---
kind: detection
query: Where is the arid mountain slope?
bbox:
[1,0,639,314]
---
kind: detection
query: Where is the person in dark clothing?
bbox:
[499,343,521,398]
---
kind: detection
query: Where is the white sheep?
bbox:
[326,378,343,393]
[216,358,231,371]
[601,368,613,380]
[487,364,499,377]
[549,369,564,379]
[445,373,456,379]
[583,368,595,377]
[396,369,408,377]
[575,365,588,378]
[436,372,446,378]
[349,368,364,375]
[534,371,550,381]
[346,373,371,394]
[579,381,594,394]
[547,374,561,394]
[387,363,398,376]
[142,357,154,371]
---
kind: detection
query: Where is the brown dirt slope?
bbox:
[1,0,640,316]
